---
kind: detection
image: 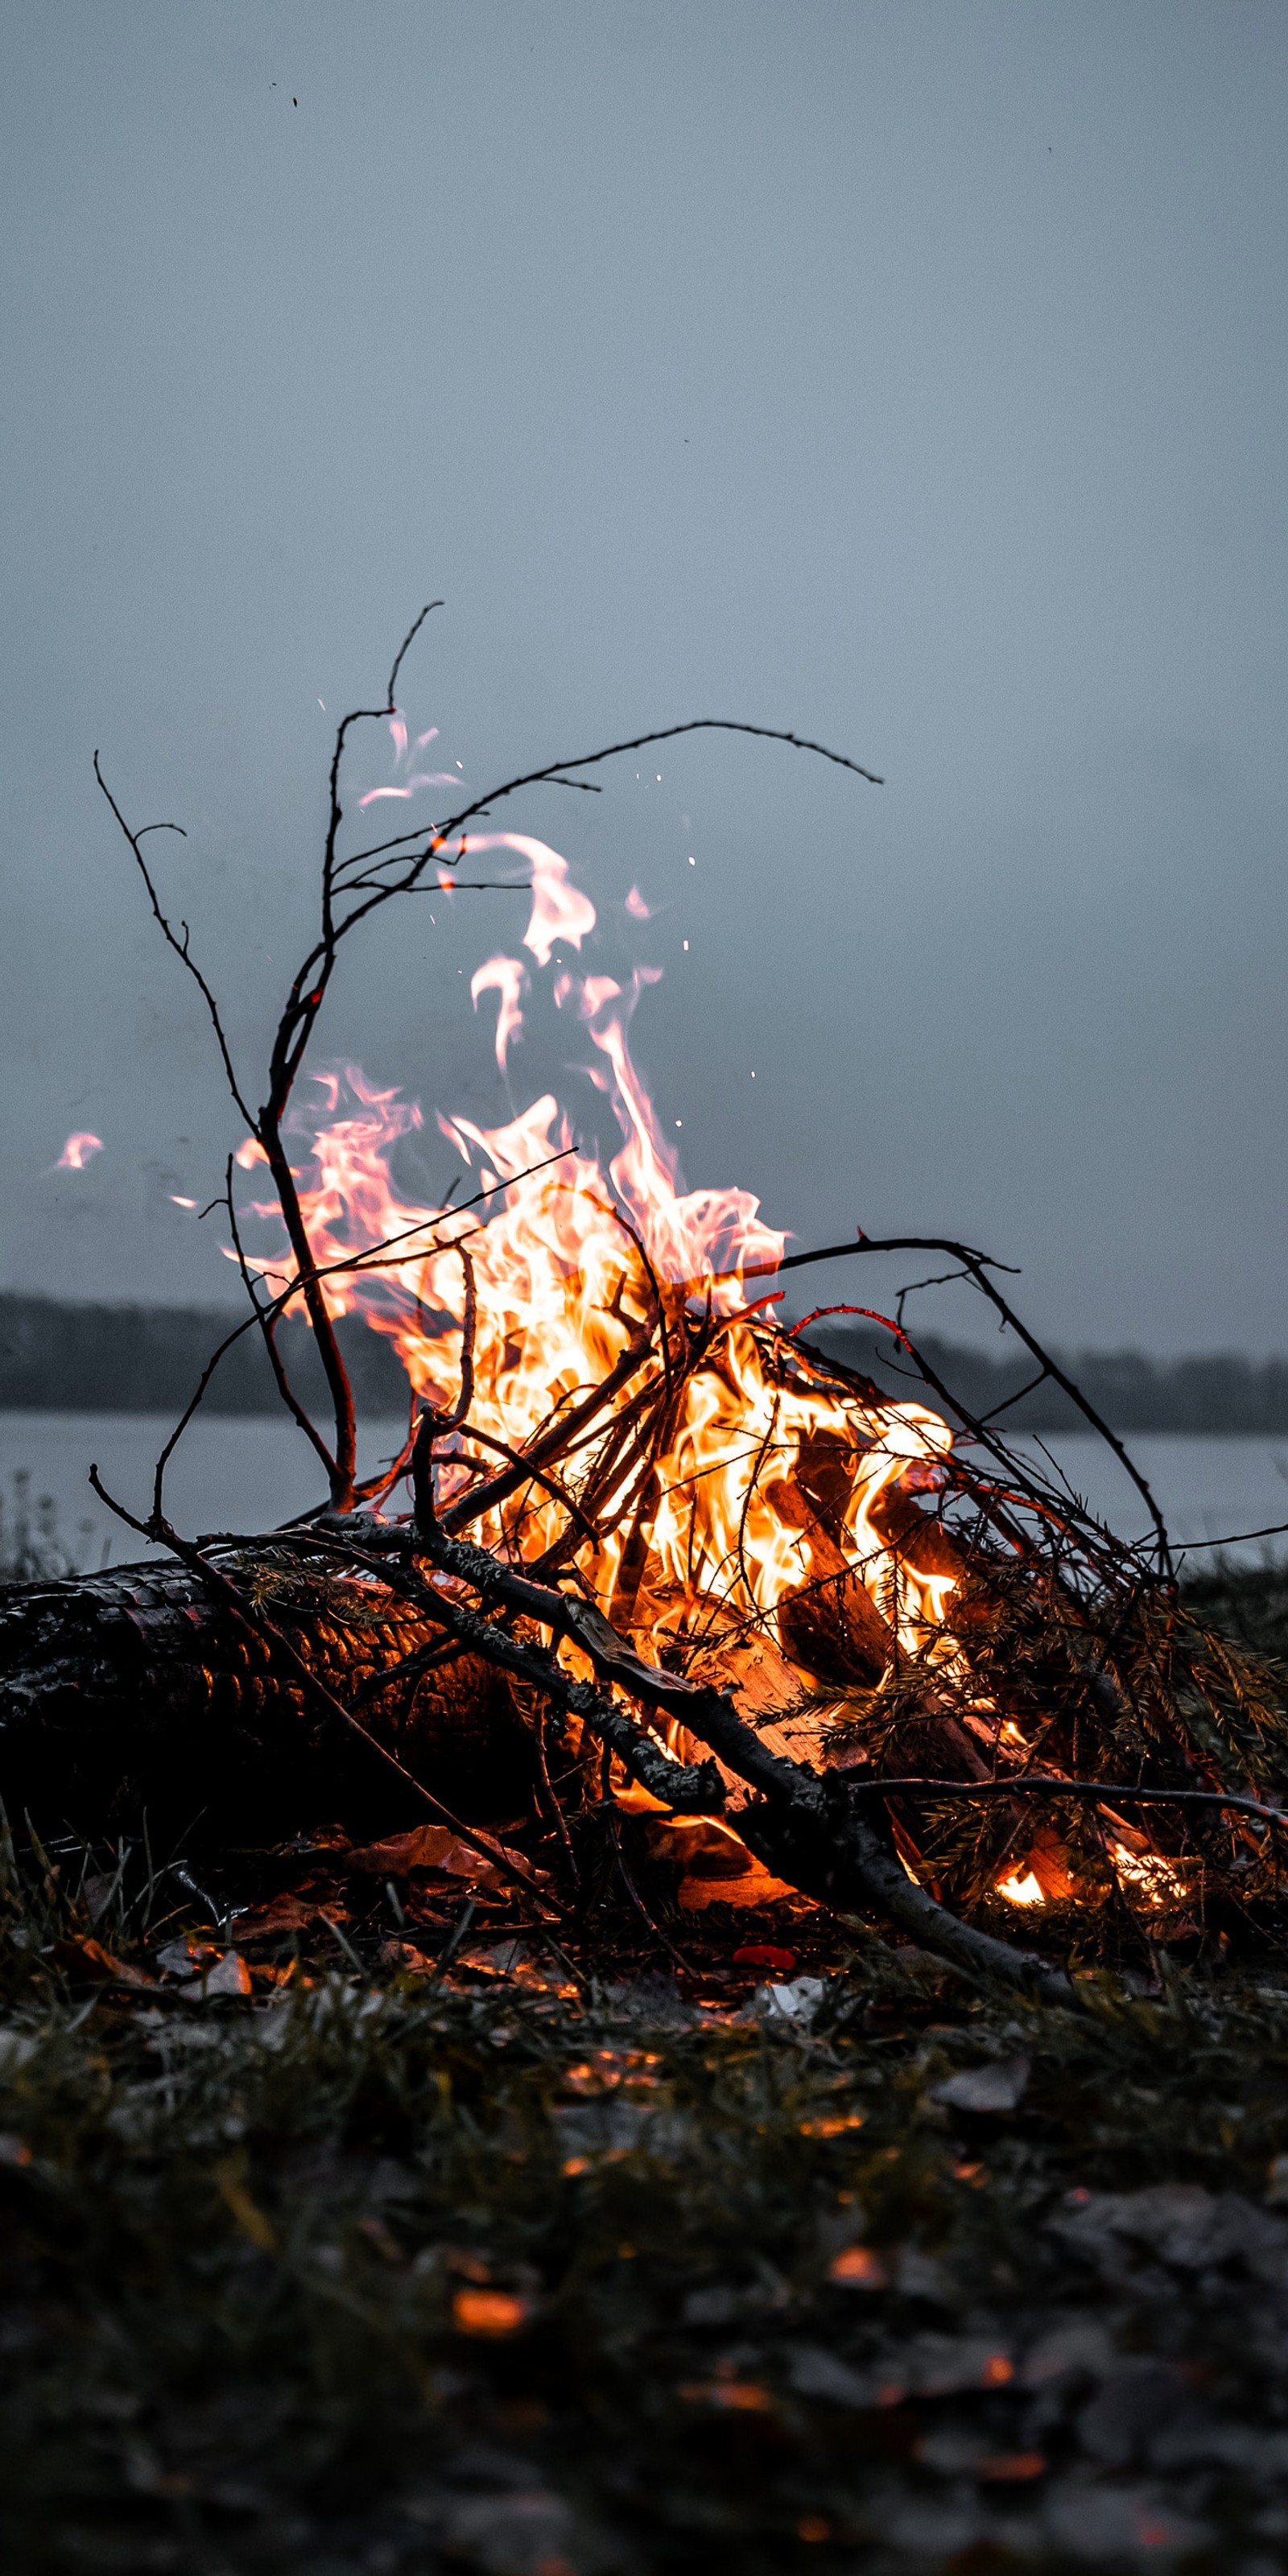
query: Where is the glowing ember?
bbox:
[996,1870,1046,1907]
[228,772,1253,1924]
[1108,1840,1194,1908]
[223,793,1208,1918]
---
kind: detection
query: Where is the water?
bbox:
[1009,1433,1288,1566]
[2,1413,1287,1577]
[0,1413,412,1570]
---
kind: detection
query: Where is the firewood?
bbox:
[66,619,1286,2000]
[0,1558,536,1844]
[765,1476,894,1683]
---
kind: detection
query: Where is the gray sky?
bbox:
[2,0,1286,1354]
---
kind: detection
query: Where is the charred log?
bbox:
[0,1558,537,1844]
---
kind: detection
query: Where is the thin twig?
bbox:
[844,1775,1288,1830]
[769,1240,1174,1576]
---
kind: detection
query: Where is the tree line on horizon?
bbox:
[0,1291,1286,1435]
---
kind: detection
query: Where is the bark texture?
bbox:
[0,1559,537,1844]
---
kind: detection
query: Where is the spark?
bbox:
[55,1133,104,1170]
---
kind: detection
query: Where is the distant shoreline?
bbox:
[0,1292,409,1420]
[2,1291,1286,1437]
[804,1323,1288,1438]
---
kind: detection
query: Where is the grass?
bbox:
[6,1814,1288,2573]
[4,1560,1288,2570]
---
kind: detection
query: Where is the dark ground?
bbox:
[3,1563,1288,2575]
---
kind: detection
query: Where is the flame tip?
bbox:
[54,1131,105,1171]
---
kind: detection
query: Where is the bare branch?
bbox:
[386,598,444,706]
[336,713,884,884]
[753,1232,1174,1579]
[845,1774,1288,1831]
[93,755,256,1132]
[224,1161,339,1488]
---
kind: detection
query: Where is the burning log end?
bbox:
[766,1478,894,1686]
[399,1463,1077,1993]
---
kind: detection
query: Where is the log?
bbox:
[0,1558,538,1845]
[0,1547,1074,2002]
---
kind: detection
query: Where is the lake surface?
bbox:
[0,1414,415,1570]
[2,1413,1288,1575]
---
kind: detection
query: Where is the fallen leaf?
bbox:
[357,2215,402,2264]
[379,1939,437,1974]
[977,2450,1047,2483]
[180,1951,253,2000]
[225,1894,321,1939]
[1266,2152,1288,2206]
[455,1941,571,1992]
[906,2336,1015,2396]
[788,2345,877,2407]
[747,1975,827,2025]
[1020,2320,1115,2386]
[344,1825,545,1886]
[434,2488,575,2574]
[0,2134,31,2168]
[54,1937,154,1989]
[1055,2182,1288,2291]
[678,1858,799,1909]
[894,2247,952,2302]
[444,2249,492,2281]
[682,2285,740,2326]
[80,1871,118,1922]
[156,1938,221,1978]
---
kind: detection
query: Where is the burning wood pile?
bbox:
[7,612,1284,1998]
[225,1080,1288,1996]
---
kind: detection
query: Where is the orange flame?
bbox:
[222,792,1190,1909]
[996,1870,1045,1907]
[238,826,962,1690]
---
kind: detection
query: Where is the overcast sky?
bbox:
[2,0,1286,1356]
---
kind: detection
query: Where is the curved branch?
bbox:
[389,1455,1072,1999]
[386,598,444,706]
[846,1775,1288,1831]
[93,756,256,1132]
[224,1163,338,1488]
[333,715,883,884]
[752,1233,1174,1579]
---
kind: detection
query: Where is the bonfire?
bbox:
[5,606,1286,2000]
